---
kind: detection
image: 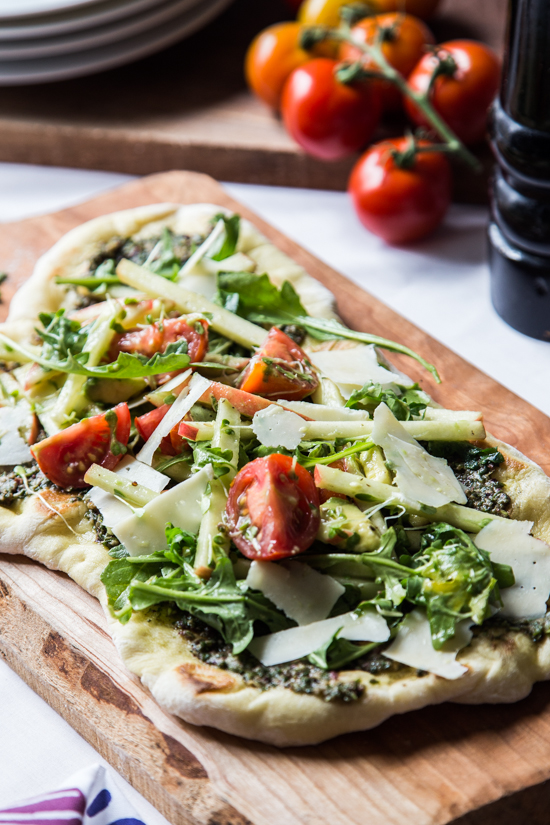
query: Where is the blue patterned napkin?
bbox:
[0,764,147,825]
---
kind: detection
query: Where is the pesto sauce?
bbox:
[0,460,56,506]
[473,613,550,644]
[425,441,511,518]
[175,612,365,701]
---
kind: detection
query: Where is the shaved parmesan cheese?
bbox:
[246,561,345,625]
[308,345,414,397]
[112,466,212,556]
[385,609,472,680]
[278,400,369,421]
[178,219,225,278]
[137,372,208,465]
[474,520,550,619]
[201,252,256,274]
[249,609,390,666]
[178,272,217,301]
[0,406,32,465]
[372,403,467,508]
[115,455,170,492]
[252,406,306,450]
[88,456,171,528]
[87,488,130,529]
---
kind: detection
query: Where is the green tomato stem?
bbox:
[323,27,482,172]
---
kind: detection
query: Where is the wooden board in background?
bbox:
[2,170,550,825]
[0,0,507,201]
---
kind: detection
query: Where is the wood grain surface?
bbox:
[0,0,507,200]
[2,169,550,825]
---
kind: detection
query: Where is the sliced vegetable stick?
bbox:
[116,259,267,348]
[84,464,157,507]
[314,464,508,534]
[195,399,241,572]
[180,418,486,443]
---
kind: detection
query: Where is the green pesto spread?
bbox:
[0,460,55,507]
[426,441,511,517]
[175,612,366,702]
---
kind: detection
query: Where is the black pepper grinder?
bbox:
[488,0,550,340]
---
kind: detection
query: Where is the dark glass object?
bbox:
[488,0,550,339]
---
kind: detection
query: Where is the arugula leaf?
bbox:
[37,310,89,361]
[191,442,235,478]
[0,332,190,379]
[345,381,430,420]
[216,273,440,382]
[308,625,381,670]
[147,228,184,281]
[211,214,241,261]
[101,523,292,652]
[367,529,408,607]
[218,272,306,325]
[407,523,511,649]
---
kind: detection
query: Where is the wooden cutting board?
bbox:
[0,0,506,202]
[2,170,550,825]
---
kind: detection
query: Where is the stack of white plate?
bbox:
[0,0,234,85]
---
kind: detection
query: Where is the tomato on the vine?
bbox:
[405,40,501,145]
[31,403,131,488]
[281,58,380,160]
[226,454,320,560]
[239,327,318,401]
[340,13,435,111]
[245,22,311,110]
[348,137,452,244]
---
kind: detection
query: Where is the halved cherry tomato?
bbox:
[31,403,131,488]
[245,22,311,110]
[135,404,182,456]
[226,454,320,560]
[239,327,319,401]
[108,316,208,364]
[348,137,452,244]
[340,13,435,111]
[405,40,501,145]
[281,58,380,160]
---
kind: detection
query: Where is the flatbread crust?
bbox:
[2,204,550,747]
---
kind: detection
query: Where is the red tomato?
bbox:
[245,22,311,110]
[340,13,435,111]
[281,58,381,160]
[226,454,320,560]
[405,40,501,145]
[348,137,452,244]
[31,403,131,488]
[109,317,208,364]
[135,404,185,456]
[239,327,319,401]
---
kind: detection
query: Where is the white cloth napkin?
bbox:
[0,765,146,825]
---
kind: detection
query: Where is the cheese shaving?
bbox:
[249,610,390,666]
[475,519,550,619]
[384,609,472,680]
[137,371,208,465]
[252,406,306,450]
[372,403,467,507]
[246,560,345,625]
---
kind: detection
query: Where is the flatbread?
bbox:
[2,204,550,747]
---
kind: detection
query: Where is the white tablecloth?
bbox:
[1,161,549,816]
